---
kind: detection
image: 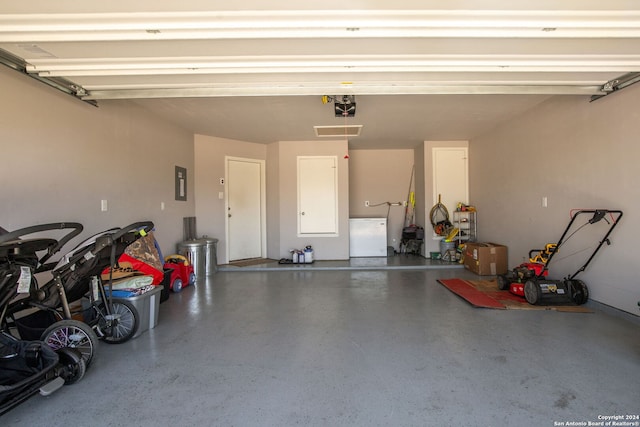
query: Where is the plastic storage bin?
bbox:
[113,285,163,339]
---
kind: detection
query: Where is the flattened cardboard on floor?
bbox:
[464,242,508,275]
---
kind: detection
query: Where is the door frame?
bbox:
[225,156,267,262]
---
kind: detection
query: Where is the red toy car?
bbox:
[163,255,196,292]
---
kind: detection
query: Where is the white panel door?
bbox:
[298,156,338,234]
[432,147,468,232]
[227,158,264,261]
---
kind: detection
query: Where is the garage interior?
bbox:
[1,1,639,425]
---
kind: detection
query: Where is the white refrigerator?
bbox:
[349,218,388,257]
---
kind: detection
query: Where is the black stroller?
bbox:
[1,226,86,415]
[1,221,155,367]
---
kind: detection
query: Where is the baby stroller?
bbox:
[0,227,86,415]
[2,221,155,367]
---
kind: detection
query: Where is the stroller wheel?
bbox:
[41,319,98,367]
[56,347,86,385]
[96,300,139,344]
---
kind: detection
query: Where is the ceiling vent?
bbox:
[314,125,363,138]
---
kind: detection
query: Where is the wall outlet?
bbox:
[365,200,370,207]
[219,178,225,185]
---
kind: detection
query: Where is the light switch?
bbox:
[101,199,108,212]
[219,192,224,199]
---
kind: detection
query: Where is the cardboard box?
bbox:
[463,242,508,276]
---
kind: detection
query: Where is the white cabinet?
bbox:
[349,218,387,257]
[452,210,477,243]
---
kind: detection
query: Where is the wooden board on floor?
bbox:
[438,278,593,312]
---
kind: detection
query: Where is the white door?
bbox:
[298,156,338,235]
[432,147,468,234]
[227,157,265,261]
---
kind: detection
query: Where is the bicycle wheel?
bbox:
[41,319,98,367]
[96,299,139,344]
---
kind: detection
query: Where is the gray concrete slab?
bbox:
[3,267,638,426]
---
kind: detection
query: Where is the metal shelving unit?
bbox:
[452,210,477,244]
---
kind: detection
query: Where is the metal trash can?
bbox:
[177,240,206,280]
[439,239,456,257]
[201,237,219,275]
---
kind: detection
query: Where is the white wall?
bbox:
[0,66,194,256]
[195,136,350,262]
[470,84,640,315]
[193,134,267,264]
[348,149,415,252]
[270,140,350,260]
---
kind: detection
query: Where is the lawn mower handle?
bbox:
[568,209,623,279]
[542,209,623,280]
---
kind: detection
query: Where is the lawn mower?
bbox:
[497,209,623,305]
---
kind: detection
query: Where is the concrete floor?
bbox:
[2,258,639,426]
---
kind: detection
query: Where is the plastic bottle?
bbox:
[304,246,314,263]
